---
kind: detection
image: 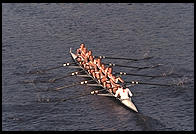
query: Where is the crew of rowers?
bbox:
[76,43,133,99]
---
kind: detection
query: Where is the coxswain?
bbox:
[115,83,133,100]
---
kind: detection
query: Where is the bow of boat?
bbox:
[70,48,77,60]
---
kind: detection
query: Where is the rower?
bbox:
[100,64,106,74]
[109,75,122,94]
[93,58,101,82]
[76,43,85,62]
[96,58,102,69]
[83,50,92,68]
[86,50,92,59]
[95,58,106,83]
[105,67,124,94]
[105,66,124,83]
[81,47,87,59]
[104,66,111,77]
[115,84,133,100]
[99,68,108,88]
[87,55,96,78]
[98,64,110,88]
[97,58,107,76]
[102,66,113,92]
[84,58,90,70]
[80,48,88,68]
[77,43,85,55]
[99,65,112,89]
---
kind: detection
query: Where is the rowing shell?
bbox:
[69,48,138,112]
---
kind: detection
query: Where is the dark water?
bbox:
[2,3,194,131]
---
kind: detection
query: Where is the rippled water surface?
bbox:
[2,3,194,131]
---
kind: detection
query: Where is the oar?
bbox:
[21,74,75,84]
[49,70,85,82]
[21,70,85,84]
[49,74,74,83]
[26,62,76,74]
[125,81,175,87]
[35,79,95,92]
[86,83,102,87]
[96,94,113,97]
[105,63,163,70]
[94,56,153,61]
[116,72,170,78]
[38,93,92,103]
[89,89,114,97]
[38,89,106,103]
[54,79,95,91]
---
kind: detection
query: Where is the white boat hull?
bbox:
[121,98,138,112]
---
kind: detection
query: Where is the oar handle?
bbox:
[62,62,74,66]
[90,88,108,95]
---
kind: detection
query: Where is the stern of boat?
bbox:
[121,98,138,112]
